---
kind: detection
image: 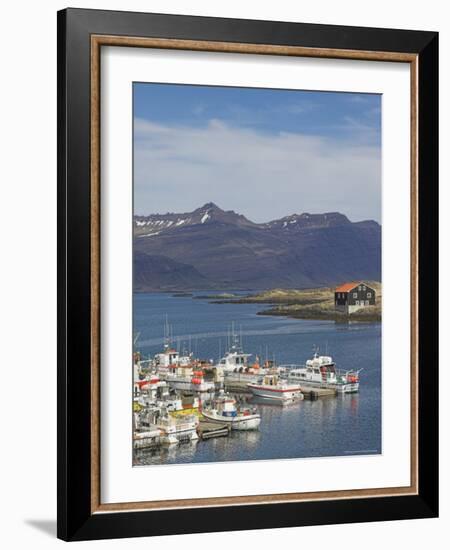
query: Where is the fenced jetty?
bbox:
[197,420,230,440]
[223,379,253,393]
[299,387,337,400]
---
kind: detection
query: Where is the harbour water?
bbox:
[133,292,381,466]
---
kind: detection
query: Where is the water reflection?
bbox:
[133,293,381,465]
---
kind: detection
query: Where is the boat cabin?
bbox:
[262,374,279,386]
[288,354,338,384]
[218,349,252,371]
[154,346,179,367]
[213,393,238,417]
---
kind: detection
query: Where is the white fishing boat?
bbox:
[215,340,253,373]
[133,428,161,450]
[165,365,215,393]
[202,391,261,430]
[282,352,361,394]
[215,325,266,386]
[155,414,199,445]
[247,374,303,401]
[134,374,169,401]
[151,339,214,392]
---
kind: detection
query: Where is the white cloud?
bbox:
[134,118,381,223]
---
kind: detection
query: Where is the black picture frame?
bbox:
[57,7,438,541]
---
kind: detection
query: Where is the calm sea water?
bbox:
[133,292,381,466]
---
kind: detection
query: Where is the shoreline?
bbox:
[255,307,381,323]
[206,285,382,323]
[134,285,382,323]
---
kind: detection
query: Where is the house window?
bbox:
[367,292,372,298]
[365,300,369,306]
[353,292,357,298]
[362,285,366,291]
[359,285,362,290]
[355,300,360,305]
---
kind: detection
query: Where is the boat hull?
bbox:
[167,378,215,393]
[335,383,359,394]
[201,411,261,430]
[286,378,359,394]
[247,384,303,401]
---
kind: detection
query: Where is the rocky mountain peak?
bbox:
[266,211,353,231]
[133,203,381,291]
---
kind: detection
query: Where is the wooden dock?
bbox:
[300,387,337,400]
[223,380,252,393]
[197,420,231,440]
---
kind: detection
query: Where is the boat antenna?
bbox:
[163,314,172,347]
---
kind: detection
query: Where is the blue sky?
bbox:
[134,83,381,223]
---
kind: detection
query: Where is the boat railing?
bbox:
[335,367,363,377]
[278,364,306,371]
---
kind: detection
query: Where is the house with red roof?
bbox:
[334,282,376,314]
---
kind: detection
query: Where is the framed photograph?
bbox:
[57,8,438,541]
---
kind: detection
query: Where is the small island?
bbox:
[210,282,382,323]
[193,292,240,300]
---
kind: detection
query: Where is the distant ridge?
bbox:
[134,203,381,291]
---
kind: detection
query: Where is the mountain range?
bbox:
[134,202,381,291]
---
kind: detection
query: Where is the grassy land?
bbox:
[211,282,382,322]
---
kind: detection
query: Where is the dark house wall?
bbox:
[335,292,349,306]
[335,283,376,306]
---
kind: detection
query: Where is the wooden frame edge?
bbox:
[89,34,419,514]
[410,55,419,497]
[91,34,101,513]
[91,34,417,62]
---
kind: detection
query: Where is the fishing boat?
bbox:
[151,340,214,392]
[133,428,161,450]
[134,374,169,401]
[155,414,200,445]
[247,374,303,401]
[201,391,261,430]
[215,325,268,388]
[165,364,215,393]
[282,352,361,394]
[215,333,254,373]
